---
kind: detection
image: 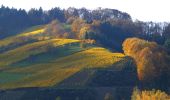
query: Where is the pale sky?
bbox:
[0,0,170,22]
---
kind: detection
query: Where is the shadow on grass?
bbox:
[0,56,139,100]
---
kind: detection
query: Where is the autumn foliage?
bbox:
[45,20,67,38]
[71,18,86,36]
[131,88,170,100]
[122,38,170,82]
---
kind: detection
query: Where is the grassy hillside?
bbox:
[0,26,126,89]
[0,25,129,90]
[0,25,45,46]
[0,39,79,67]
[0,25,46,53]
[0,46,124,89]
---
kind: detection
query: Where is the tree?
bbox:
[48,7,65,22]
[78,25,91,39]
[131,88,170,100]
[28,8,44,25]
[164,38,170,54]
[71,18,86,38]
[0,5,167,48]
[123,38,170,83]
[78,8,92,22]
[163,24,170,39]
[44,20,66,38]
[104,93,114,100]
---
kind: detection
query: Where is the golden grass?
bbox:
[0,68,80,89]
[0,39,79,67]
[0,26,45,48]
[18,29,45,37]
[10,47,124,73]
[53,47,125,69]
[0,46,125,89]
[0,28,125,89]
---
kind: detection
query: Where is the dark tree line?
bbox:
[1,5,170,52]
[0,5,130,38]
[68,18,170,51]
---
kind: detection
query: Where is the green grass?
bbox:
[0,72,30,84]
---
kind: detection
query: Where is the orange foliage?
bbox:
[45,20,66,38]
[78,25,91,39]
[123,38,170,82]
[71,18,85,34]
[132,88,170,100]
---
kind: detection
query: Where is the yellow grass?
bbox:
[10,47,124,73]
[53,47,125,69]
[0,26,45,48]
[18,29,45,37]
[0,30,125,89]
[0,68,80,89]
[0,39,79,67]
[1,47,125,89]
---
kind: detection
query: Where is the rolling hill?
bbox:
[0,25,140,100]
[0,25,134,89]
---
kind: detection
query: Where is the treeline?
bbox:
[45,18,170,51]
[1,5,170,51]
[0,5,130,38]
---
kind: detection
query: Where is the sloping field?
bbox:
[0,25,127,90]
[0,25,45,48]
[0,39,79,67]
[0,39,125,89]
